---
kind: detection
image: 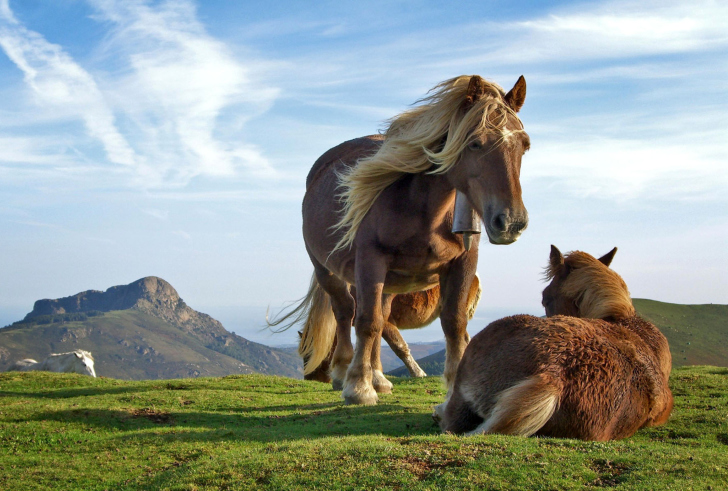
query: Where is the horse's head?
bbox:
[542,245,634,320]
[74,350,97,377]
[444,75,529,245]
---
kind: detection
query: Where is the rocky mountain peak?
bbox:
[25,276,182,320]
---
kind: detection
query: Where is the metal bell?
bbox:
[452,190,482,251]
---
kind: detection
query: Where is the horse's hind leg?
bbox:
[343,251,387,405]
[312,264,355,391]
[382,321,427,378]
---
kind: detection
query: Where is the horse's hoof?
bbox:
[342,384,378,405]
[432,401,447,424]
[372,370,393,394]
[331,379,344,391]
[411,368,427,378]
[373,383,392,394]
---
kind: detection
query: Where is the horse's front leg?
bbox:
[371,294,394,394]
[438,254,478,396]
[342,253,387,405]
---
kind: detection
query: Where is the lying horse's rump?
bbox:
[439,246,672,440]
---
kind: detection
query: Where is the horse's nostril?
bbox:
[492,213,507,232]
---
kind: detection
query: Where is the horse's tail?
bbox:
[266,273,337,376]
[466,273,482,321]
[471,373,561,437]
[298,278,337,376]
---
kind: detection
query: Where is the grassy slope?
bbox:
[632,299,728,367]
[389,300,728,377]
[0,368,726,490]
[0,311,301,379]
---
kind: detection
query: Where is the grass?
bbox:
[633,299,728,367]
[1,368,727,490]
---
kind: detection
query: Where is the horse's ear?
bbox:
[75,352,82,358]
[463,75,487,110]
[598,247,618,267]
[550,244,564,269]
[505,75,526,113]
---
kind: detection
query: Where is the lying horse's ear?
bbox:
[75,352,82,358]
[505,75,526,113]
[550,244,564,269]
[463,75,487,110]
[598,247,618,267]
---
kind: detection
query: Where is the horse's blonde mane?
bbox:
[47,350,94,360]
[332,75,522,253]
[546,251,635,320]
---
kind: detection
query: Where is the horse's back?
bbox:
[306,135,384,190]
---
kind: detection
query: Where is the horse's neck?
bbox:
[42,354,71,372]
[407,172,457,225]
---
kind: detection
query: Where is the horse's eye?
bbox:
[468,141,482,151]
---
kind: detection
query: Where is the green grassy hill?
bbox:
[388,299,728,377]
[0,368,726,490]
[633,299,728,367]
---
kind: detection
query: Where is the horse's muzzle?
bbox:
[486,212,528,244]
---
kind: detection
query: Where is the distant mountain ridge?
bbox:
[1,277,302,380]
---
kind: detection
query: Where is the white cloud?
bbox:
[141,208,169,220]
[0,4,136,168]
[526,134,728,201]
[89,0,279,184]
[0,136,73,165]
[499,0,728,63]
[0,0,280,188]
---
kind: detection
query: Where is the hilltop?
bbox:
[0,277,301,379]
[388,299,728,377]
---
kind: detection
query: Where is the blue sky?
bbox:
[1,0,726,345]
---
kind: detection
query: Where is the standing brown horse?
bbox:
[438,246,673,440]
[281,75,529,404]
[301,275,481,384]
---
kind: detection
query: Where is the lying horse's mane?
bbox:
[545,251,635,320]
[332,75,523,253]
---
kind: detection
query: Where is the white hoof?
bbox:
[372,370,393,394]
[409,365,427,378]
[342,382,378,405]
[432,400,448,424]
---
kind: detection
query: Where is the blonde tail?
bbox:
[266,273,337,376]
[298,279,337,375]
[468,374,560,437]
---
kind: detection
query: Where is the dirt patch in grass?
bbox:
[130,408,174,424]
[587,459,631,487]
[396,455,465,480]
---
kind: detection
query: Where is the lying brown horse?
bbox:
[275,75,529,404]
[301,275,481,385]
[438,246,673,440]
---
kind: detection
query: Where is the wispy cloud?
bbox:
[141,208,169,220]
[89,0,279,184]
[527,133,728,201]
[0,0,136,168]
[0,0,280,188]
